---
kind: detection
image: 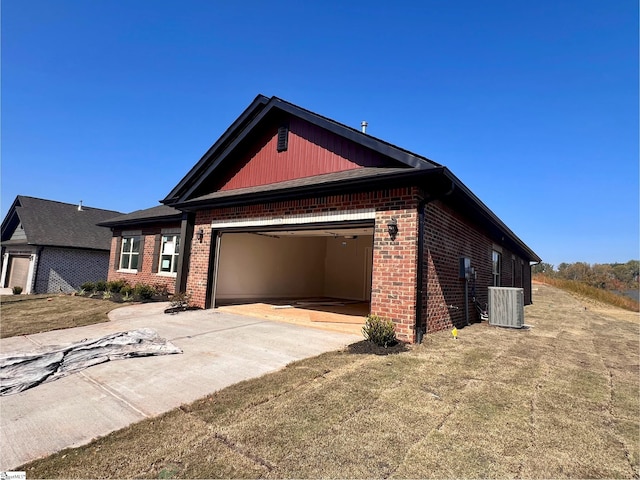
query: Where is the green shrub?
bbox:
[362,314,397,347]
[80,282,95,292]
[107,279,128,293]
[169,292,192,309]
[134,283,156,300]
[120,285,133,296]
[154,283,169,297]
[12,286,23,295]
[94,280,107,292]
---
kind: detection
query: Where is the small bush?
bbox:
[107,279,128,293]
[12,286,23,295]
[134,283,156,300]
[169,292,192,309]
[94,280,107,292]
[80,282,95,292]
[362,314,397,347]
[154,283,169,297]
[120,285,133,296]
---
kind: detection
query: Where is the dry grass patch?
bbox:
[19,284,640,479]
[0,294,119,338]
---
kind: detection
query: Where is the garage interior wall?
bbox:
[216,233,373,301]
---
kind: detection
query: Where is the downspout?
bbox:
[415,183,455,344]
[415,198,428,344]
[175,212,195,293]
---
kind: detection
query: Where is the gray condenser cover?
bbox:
[488,287,525,328]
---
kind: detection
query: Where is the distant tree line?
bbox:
[532,260,639,291]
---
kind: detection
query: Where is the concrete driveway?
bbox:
[0,302,362,470]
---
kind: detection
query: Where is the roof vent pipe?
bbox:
[361,121,368,134]
[78,200,83,211]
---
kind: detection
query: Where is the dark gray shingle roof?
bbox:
[183,167,414,205]
[97,204,182,228]
[2,196,123,250]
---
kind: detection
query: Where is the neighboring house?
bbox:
[0,196,123,294]
[98,205,183,294]
[103,95,541,343]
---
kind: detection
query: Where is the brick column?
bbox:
[185,210,215,308]
[370,201,419,343]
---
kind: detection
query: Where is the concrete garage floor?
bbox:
[0,302,362,470]
[216,299,369,336]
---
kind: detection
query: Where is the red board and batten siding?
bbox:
[185,187,422,343]
[218,117,391,192]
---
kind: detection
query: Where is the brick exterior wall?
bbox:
[104,192,532,343]
[185,187,421,342]
[34,247,109,294]
[106,222,181,294]
[421,199,532,334]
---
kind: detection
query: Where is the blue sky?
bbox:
[2,0,638,267]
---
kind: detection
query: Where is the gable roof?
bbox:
[98,204,182,228]
[162,95,441,206]
[159,94,540,263]
[1,196,123,251]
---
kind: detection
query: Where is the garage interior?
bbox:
[4,255,31,292]
[213,227,373,333]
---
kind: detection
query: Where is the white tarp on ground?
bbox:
[0,328,182,396]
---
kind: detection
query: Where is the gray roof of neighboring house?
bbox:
[97,204,182,228]
[1,196,124,251]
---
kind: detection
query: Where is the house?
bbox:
[0,196,123,294]
[102,95,541,343]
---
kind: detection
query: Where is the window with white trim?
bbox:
[492,250,502,287]
[159,234,180,274]
[120,236,141,270]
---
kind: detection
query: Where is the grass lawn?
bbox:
[0,294,119,338]
[15,284,640,478]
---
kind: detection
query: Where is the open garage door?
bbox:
[212,226,374,319]
[6,255,30,292]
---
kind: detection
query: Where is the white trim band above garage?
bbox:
[210,208,376,229]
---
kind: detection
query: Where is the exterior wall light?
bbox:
[387,217,398,241]
[196,228,204,243]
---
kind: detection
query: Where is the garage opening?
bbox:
[5,255,31,292]
[213,226,373,329]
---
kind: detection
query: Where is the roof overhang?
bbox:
[171,166,540,263]
[98,213,183,229]
[173,167,443,211]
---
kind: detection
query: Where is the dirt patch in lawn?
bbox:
[18,284,640,478]
[0,295,120,338]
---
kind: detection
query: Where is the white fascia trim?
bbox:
[210,208,376,229]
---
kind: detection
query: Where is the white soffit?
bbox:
[210,209,376,229]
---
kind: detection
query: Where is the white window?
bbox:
[492,250,502,287]
[120,236,141,270]
[159,234,180,274]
